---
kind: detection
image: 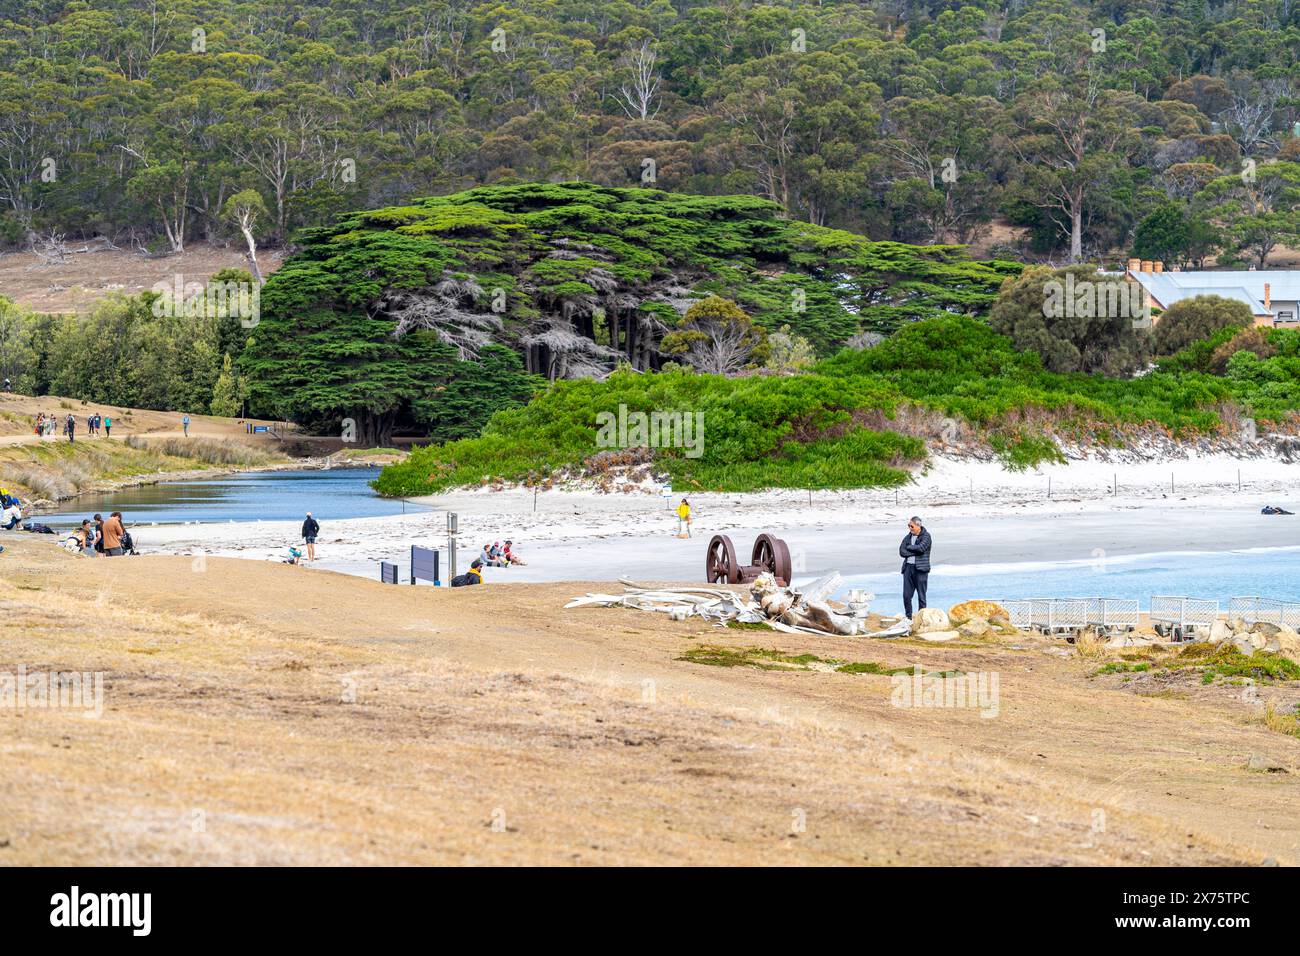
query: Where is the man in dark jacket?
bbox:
[301,512,319,562]
[898,516,932,619]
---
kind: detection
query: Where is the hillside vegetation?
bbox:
[7,0,1300,269]
[242,182,1015,445]
[374,314,1300,496]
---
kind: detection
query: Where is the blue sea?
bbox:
[824,546,1300,615]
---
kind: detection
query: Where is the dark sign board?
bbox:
[379,561,399,584]
[411,546,440,585]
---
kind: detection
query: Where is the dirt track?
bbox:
[1,534,1296,865]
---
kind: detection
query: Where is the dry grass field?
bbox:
[1,534,1297,865]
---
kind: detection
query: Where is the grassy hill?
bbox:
[375,314,1300,496]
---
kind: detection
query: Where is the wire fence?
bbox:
[1149,595,1220,630]
[1228,596,1300,629]
[1071,597,1141,629]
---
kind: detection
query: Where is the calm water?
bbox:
[35,467,423,528]
[828,547,1300,615]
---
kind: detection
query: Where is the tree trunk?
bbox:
[355,409,396,448]
[1069,204,1083,263]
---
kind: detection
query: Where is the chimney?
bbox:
[1265,283,1271,310]
[1127,257,1140,274]
[1154,261,1163,273]
[1141,260,1153,273]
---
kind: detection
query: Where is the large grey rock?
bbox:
[912,607,951,634]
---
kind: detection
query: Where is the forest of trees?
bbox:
[6,0,1300,265]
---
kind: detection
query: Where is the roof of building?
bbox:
[1128,270,1300,315]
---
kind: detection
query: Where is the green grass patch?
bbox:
[1092,661,1152,676]
[1176,644,1300,683]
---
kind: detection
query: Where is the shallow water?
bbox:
[34,467,424,528]
[828,546,1300,615]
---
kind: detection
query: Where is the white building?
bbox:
[1124,259,1300,327]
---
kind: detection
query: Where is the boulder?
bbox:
[948,600,1007,626]
[1272,630,1300,660]
[1208,619,1232,644]
[1248,621,1298,640]
[916,629,961,642]
[1231,635,1257,656]
[912,608,952,634]
[1230,617,1249,635]
[1107,633,1154,648]
[958,616,992,638]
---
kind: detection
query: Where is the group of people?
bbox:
[450,541,526,586]
[0,485,134,557]
[60,512,134,557]
[33,412,112,441]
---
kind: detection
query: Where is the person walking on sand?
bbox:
[676,498,692,538]
[103,415,112,437]
[899,516,932,619]
[182,413,190,437]
[64,414,75,443]
[301,511,319,562]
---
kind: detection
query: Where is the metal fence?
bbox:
[1149,595,1220,632]
[1070,596,1141,629]
[1228,596,1300,629]
[1027,597,1090,632]
[997,599,1031,630]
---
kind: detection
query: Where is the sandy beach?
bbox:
[121,450,1300,588]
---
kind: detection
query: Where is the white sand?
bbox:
[127,450,1300,584]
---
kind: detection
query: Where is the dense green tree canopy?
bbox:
[6,0,1300,263]
[238,181,1016,442]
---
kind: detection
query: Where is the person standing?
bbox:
[103,415,111,437]
[898,516,932,619]
[676,498,692,538]
[301,511,319,562]
[65,414,75,443]
[182,414,190,437]
[100,511,125,556]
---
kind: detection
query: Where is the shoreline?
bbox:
[104,451,1300,592]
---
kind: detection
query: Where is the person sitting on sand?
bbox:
[1261,505,1294,515]
[2,498,23,531]
[479,543,506,568]
[503,540,526,565]
[451,559,484,587]
[77,519,96,555]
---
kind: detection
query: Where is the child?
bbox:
[676,498,692,538]
[283,545,303,565]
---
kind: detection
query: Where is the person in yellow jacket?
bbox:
[676,498,692,538]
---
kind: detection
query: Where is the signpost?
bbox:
[410,546,440,586]
[447,512,458,581]
[379,561,399,584]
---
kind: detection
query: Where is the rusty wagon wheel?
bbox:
[706,534,741,584]
[751,533,793,587]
